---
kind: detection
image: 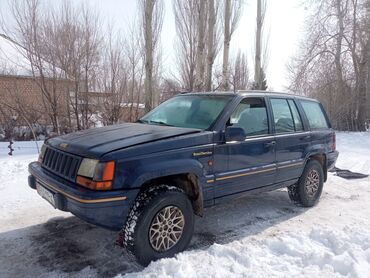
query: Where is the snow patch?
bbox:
[0,132,370,277]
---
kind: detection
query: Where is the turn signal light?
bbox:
[76,176,112,190]
[331,132,336,151]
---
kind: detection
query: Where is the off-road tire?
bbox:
[288,160,324,207]
[121,185,194,266]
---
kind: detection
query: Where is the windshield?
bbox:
[139,95,232,129]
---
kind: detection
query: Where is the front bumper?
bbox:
[28,162,139,230]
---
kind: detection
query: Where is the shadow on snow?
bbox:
[0,189,307,277]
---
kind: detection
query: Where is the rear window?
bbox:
[270,98,295,133]
[300,100,329,129]
[287,99,303,131]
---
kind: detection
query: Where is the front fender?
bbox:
[129,159,205,188]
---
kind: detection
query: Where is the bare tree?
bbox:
[79,5,102,129]
[141,0,164,113]
[230,50,249,92]
[98,30,127,125]
[194,0,206,91]
[221,0,243,90]
[205,0,216,91]
[173,0,198,91]
[47,2,102,130]
[3,0,66,134]
[288,0,370,131]
[253,0,268,90]
[1,1,103,132]
[173,0,223,92]
[125,20,145,122]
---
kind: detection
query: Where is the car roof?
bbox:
[181,90,318,102]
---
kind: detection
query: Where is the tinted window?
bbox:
[140,95,232,129]
[300,100,329,129]
[270,98,295,133]
[287,99,303,131]
[230,98,269,136]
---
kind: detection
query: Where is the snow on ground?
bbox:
[0,133,369,278]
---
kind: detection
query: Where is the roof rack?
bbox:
[236,90,295,95]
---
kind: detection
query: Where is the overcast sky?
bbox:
[0,0,307,91]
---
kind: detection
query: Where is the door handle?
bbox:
[264,141,276,147]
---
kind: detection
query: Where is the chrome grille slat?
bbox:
[59,155,67,173]
[48,150,56,168]
[51,152,59,170]
[41,147,81,182]
[63,157,72,177]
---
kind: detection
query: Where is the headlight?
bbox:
[77,158,99,178]
[38,144,47,163]
[76,159,115,190]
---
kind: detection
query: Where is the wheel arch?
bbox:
[306,153,327,181]
[138,173,204,217]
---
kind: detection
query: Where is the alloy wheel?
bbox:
[149,205,185,252]
[305,169,320,197]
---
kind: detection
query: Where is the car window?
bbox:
[287,99,304,131]
[270,98,295,133]
[300,100,329,129]
[140,95,232,129]
[230,98,269,137]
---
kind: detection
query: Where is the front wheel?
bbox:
[121,185,194,266]
[288,160,324,207]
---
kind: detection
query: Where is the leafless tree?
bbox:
[173,0,223,92]
[125,20,145,122]
[194,0,206,91]
[230,50,249,92]
[221,0,243,90]
[46,2,102,131]
[3,0,67,134]
[253,0,268,90]
[173,0,198,91]
[79,5,102,129]
[288,0,370,131]
[141,0,164,113]
[205,0,216,91]
[98,30,127,125]
[1,1,103,132]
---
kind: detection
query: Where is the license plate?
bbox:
[36,183,55,207]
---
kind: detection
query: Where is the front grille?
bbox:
[42,147,81,182]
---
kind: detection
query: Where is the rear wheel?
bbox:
[121,185,194,266]
[288,160,324,207]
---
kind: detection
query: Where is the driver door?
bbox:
[213,97,276,198]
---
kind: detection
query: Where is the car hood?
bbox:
[47,123,201,158]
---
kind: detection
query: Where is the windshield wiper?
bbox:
[136,119,174,126]
[148,120,174,127]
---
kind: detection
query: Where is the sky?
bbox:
[0,0,307,91]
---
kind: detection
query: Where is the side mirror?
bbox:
[225,126,245,142]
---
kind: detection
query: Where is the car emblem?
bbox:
[59,143,68,149]
[193,151,213,157]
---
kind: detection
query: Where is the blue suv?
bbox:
[28,91,338,265]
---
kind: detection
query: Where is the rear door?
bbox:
[299,99,334,157]
[269,97,310,183]
[213,97,276,198]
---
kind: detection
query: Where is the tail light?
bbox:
[331,132,336,151]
